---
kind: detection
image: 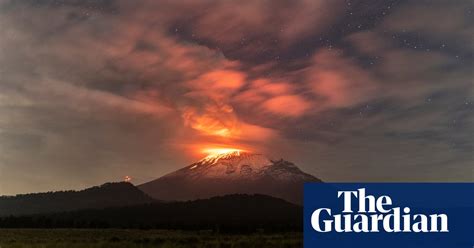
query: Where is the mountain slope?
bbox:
[0,182,153,216]
[139,153,322,204]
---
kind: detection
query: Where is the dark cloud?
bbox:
[0,0,472,195]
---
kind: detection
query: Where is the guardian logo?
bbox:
[303,183,474,248]
[311,188,448,233]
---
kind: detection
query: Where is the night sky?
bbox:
[0,0,472,195]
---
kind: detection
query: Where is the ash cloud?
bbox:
[0,0,472,194]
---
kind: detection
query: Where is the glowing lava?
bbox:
[200,148,246,164]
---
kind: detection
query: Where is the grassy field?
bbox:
[0,229,302,248]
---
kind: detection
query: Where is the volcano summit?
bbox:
[139,151,322,204]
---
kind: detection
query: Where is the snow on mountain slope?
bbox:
[138,152,322,204]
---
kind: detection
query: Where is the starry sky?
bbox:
[0,0,472,195]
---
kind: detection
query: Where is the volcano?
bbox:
[138,151,322,204]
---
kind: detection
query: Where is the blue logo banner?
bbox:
[304,183,474,248]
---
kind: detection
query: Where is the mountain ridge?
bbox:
[0,182,153,216]
[139,152,322,204]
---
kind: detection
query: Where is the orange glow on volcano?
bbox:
[202,147,245,155]
[199,147,248,164]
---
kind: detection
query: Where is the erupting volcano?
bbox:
[199,148,246,164]
[138,149,322,204]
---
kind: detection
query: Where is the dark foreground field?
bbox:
[0,229,302,248]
